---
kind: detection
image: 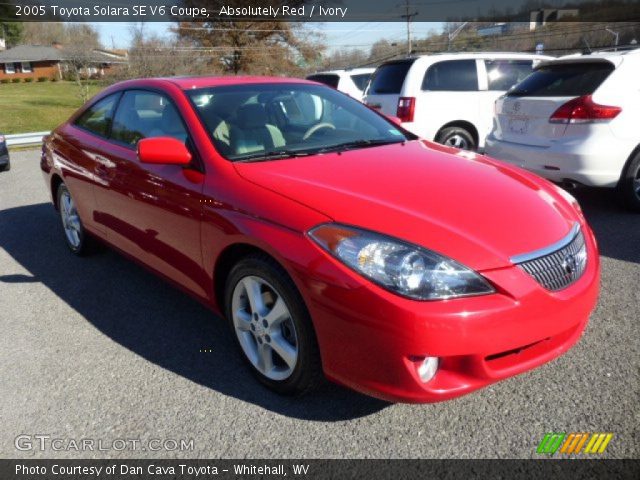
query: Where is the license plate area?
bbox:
[508,116,529,134]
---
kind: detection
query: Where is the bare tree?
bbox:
[62,25,101,103]
[22,22,66,45]
[121,23,215,79]
[176,1,324,76]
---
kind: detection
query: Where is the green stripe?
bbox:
[537,433,552,454]
[537,433,566,454]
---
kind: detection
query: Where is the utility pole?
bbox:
[400,1,418,56]
[447,21,469,51]
[605,27,620,50]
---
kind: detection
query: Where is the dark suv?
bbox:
[0,135,11,172]
[0,134,9,171]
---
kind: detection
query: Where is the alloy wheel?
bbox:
[60,189,82,249]
[231,275,299,381]
[444,134,469,149]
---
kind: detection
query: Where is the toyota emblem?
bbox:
[562,254,577,277]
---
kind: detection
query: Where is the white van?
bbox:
[306,68,375,102]
[363,53,552,150]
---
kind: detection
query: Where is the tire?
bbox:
[617,150,640,212]
[0,160,9,172]
[436,126,476,151]
[224,254,323,396]
[56,183,96,255]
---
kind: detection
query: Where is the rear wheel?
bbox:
[57,183,95,255]
[436,126,476,151]
[224,254,323,396]
[617,151,640,212]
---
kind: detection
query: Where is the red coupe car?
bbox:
[41,76,599,403]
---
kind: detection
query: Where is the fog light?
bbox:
[417,356,439,383]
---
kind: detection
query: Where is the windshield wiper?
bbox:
[316,138,404,154]
[234,149,316,163]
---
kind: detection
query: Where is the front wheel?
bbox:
[224,254,323,396]
[436,126,476,151]
[617,151,640,212]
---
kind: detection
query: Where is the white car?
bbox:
[306,68,374,101]
[485,49,640,211]
[363,52,552,151]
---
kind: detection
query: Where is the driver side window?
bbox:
[110,90,188,147]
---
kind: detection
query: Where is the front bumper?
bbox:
[290,222,600,403]
[484,134,629,188]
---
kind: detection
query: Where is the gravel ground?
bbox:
[1,149,638,459]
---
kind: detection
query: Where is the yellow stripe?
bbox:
[560,434,575,453]
[567,434,585,454]
[584,433,599,453]
[597,434,613,453]
[573,433,589,454]
[591,434,606,453]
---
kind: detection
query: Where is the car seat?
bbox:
[229,104,286,156]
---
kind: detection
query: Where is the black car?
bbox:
[0,134,9,171]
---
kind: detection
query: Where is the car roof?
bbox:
[308,68,375,76]
[378,52,553,67]
[541,48,640,68]
[114,76,314,91]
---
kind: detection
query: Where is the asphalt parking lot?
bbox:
[0,149,638,459]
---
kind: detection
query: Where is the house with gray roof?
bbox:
[0,44,127,81]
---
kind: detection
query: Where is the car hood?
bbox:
[234,140,579,271]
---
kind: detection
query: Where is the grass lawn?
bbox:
[0,81,105,134]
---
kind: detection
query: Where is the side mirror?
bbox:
[138,137,192,166]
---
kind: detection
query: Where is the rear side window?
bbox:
[74,93,120,137]
[351,73,372,91]
[507,62,615,97]
[307,74,340,89]
[422,60,479,91]
[485,60,534,91]
[369,61,414,94]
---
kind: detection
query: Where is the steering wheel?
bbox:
[303,122,336,140]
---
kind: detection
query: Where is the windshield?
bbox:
[187,83,412,162]
[507,62,614,97]
[368,60,414,95]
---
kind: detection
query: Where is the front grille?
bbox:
[515,228,587,291]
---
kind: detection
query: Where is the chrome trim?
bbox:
[510,223,581,264]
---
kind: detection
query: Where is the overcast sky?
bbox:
[97,22,443,52]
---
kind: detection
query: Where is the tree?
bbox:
[176,0,324,75]
[122,23,215,79]
[0,22,23,47]
[22,22,67,45]
[62,25,102,103]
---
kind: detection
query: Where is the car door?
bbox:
[57,92,122,236]
[414,59,482,142]
[95,89,209,298]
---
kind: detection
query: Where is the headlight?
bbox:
[308,224,495,300]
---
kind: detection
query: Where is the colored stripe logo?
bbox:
[537,433,613,455]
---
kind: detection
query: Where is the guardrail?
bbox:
[5,131,50,147]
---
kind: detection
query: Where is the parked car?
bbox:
[306,68,374,101]
[486,48,640,211]
[41,76,599,402]
[363,52,553,151]
[0,134,10,171]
